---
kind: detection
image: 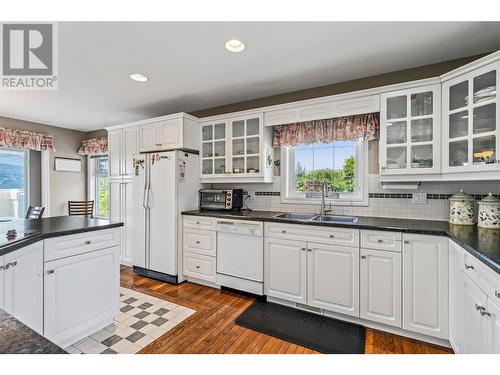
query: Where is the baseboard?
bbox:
[267,296,451,349]
[133,266,178,284]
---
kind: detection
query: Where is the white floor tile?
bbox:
[65,346,82,354]
[90,328,114,342]
[73,337,102,353]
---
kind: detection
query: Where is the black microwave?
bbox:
[199,189,243,210]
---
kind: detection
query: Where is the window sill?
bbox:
[280,195,368,207]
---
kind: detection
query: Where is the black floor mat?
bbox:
[235,300,365,354]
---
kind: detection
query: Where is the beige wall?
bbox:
[0,116,87,217]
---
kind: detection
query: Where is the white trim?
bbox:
[41,150,50,217]
[199,78,441,123]
[280,141,368,207]
[440,50,500,82]
[104,112,199,131]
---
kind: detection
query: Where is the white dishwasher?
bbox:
[216,219,264,295]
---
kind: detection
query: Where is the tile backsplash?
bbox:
[211,175,500,222]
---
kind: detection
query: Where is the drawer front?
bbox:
[461,247,500,306]
[265,222,359,247]
[361,230,402,252]
[183,229,216,257]
[184,252,216,283]
[462,250,483,288]
[44,229,121,262]
[183,215,217,231]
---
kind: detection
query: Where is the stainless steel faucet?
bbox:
[320,181,333,216]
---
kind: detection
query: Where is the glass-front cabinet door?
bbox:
[201,121,228,176]
[230,116,262,175]
[379,84,441,175]
[443,61,500,174]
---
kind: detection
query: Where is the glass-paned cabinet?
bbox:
[379,84,441,175]
[443,61,500,173]
[200,113,273,183]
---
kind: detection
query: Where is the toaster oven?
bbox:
[199,189,243,210]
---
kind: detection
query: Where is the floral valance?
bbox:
[0,127,55,151]
[272,112,379,147]
[78,136,108,155]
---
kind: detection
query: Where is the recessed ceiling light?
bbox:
[130,73,148,82]
[225,39,245,53]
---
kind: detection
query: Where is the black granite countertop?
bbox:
[182,209,500,274]
[0,216,123,257]
[0,309,66,354]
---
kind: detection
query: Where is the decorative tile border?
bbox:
[65,287,195,354]
[254,192,499,200]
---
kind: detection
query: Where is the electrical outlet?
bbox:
[244,190,255,199]
[412,192,427,204]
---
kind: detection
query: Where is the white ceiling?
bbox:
[2,22,500,131]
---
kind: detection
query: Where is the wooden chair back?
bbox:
[25,206,45,220]
[68,200,94,217]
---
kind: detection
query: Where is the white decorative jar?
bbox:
[449,190,475,225]
[478,193,500,229]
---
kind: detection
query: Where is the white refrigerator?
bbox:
[131,150,200,284]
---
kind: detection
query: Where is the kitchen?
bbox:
[0,13,500,372]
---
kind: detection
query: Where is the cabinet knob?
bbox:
[85,240,92,245]
[281,230,286,233]
[465,264,474,270]
[377,239,384,243]
[495,291,500,299]
[195,241,200,244]
[195,265,200,269]
[404,240,410,244]
[307,248,312,252]
[329,235,335,238]
[361,255,367,259]
[196,221,200,225]
[47,270,55,274]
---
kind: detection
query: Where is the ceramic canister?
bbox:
[449,189,475,225]
[478,193,500,229]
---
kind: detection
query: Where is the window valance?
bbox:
[0,127,55,151]
[272,112,379,147]
[78,136,108,155]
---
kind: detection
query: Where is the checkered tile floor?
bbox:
[65,287,196,354]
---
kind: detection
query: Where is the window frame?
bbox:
[0,146,30,218]
[88,154,109,219]
[280,140,368,206]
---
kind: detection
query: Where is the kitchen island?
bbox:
[0,216,123,353]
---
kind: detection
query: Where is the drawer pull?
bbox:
[195,241,200,244]
[475,304,485,311]
[480,310,491,317]
[404,240,410,244]
[329,235,335,238]
[196,265,200,269]
[495,291,500,299]
[464,263,474,270]
[281,230,286,233]
[301,247,306,251]
[307,248,312,252]
[377,239,384,243]
[47,269,55,274]
[85,240,92,245]
[195,221,200,225]
[361,255,366,259]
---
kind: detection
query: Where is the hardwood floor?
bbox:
[120,266,453,354]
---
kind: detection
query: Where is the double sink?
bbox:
[274,212,358,223]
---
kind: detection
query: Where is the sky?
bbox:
[295,141,355,171]
[0,149,25,166]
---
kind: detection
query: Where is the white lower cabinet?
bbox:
[44,246,120,347]
[0,255,4,309]
[462,272,488,353]
[486,298,500,353]
[403,234,449,339]
[307,242,359,317]
[449,240,464,353]
[360,248,401,327]
[264,237,307,304]
[2,242,43,333]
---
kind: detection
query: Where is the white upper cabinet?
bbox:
[139,114,199,153]
[108,126,139,179]
[200,112,273,183]
[442,60,500,175]
[380,84,441,175]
